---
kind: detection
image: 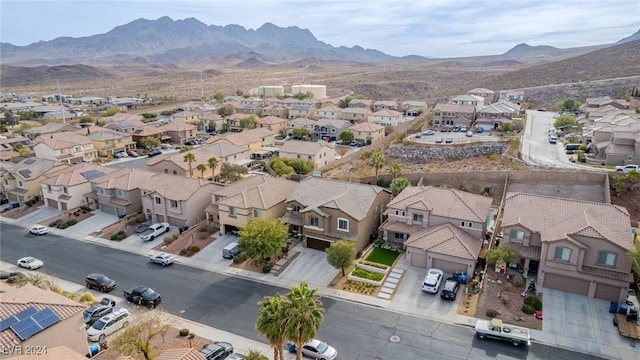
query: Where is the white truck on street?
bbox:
[475,318,531,347]
[139,222,170,241]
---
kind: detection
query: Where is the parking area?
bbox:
[277,244,338,288]
[191,232,238,263]
[120,224,180,250]
[14,206,62,224]
[409,130,501,145]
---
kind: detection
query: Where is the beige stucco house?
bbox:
[257,116,288,134]
[368,109,403,127]
[22,123,78,140]
[349,122,386,144]
[338,107,371,124]
[146,144,249,179]
[381,186,493,277]
[282,177,390,252]
[158,123,197,145]
[86,167,157,216]
[501,192,634,303]
[278,140,337,170]
[86,129,137,157]
[33,132,98,164]
[170,110,201,125]
[1,158,67,203]
[41,163,117,211]
[206,174,298,234]
[432,103,476,129]
[206,132,263,152]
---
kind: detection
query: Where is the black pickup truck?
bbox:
[123,285,161,308]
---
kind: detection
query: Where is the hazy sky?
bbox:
[1,0,639,58]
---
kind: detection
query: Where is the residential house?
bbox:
[475,101,520,131]
[450,94,484,107]
[155,348,207,360]
[312,119,351,141]
[86,167,157,216]
[244,128,277,147]
[349,122,386,144]
[86,129,136,157]
[279,141,337,169]
[288,103,316,119]
[100,113,145,128]
[103,118,145,133]
[22,123,78,140]
[338,108,371,124]
[498,90,524,105]
[147,144,250,179]
[224,113,247,132]
[0,284,88,359]
[206,131,263,152]
[586,113,640,164]
[282,177,390,252]
[200,111,225,133]
[130,126,171,147]
[380,186,492,277]
[0,137,33,162]
[349,99,373,110]
[158,123,197,145]
[33,133,98,164]
[402,101,427,117]
[261,104,289,119]
[170,110,201,125]
[140,174,221,226]
[467,88,495,105]
[316,105,340,120]
[432,103,476,129]
[72,125,109,136]
[373,100,399,112]
[1,158,67,203]
[256,116,288,135]
[501,192,634,303]
[41,163,117,211]
[236,102,263,116]
[577,105,635,130]
[206,174,298,234]
[581,96,631,112]
[368,109,403,127]
[285,117,317,137]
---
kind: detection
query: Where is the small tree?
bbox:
[553,115,578,130]
[214,91,225,103]
[338,96,352,108]
[484,245,521,267]
[217,104,235,117]
[219,163,248,183]
[292,128,310,140]
[140,136,160,150]
[239,217,289,261]
[339,130,354,144]
[207,156,219,179]
[389,177,410,195]
[240,115,258,130]
[244,350,269,360]
[179,145,194,153]
[389,162,402,179]
[284,158,315,175]
[369,150,385,185]
[500,123,514,133]
[110,312,172,360]
[325,240,356,276]
[183,152,196,177]
[196,163,207,178]
[270,158,296,177]
[79,115,94,124]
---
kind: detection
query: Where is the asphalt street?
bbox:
[0,223,607,360]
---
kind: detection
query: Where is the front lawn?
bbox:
[365,247,400,266]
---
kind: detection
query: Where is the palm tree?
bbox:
[208,156,219,180]
[196,163,207,178]
[256,294,287,360]
[183,152,196,177]
[284,282,325,360]
[370,150,385,185]
[389,162,402,179]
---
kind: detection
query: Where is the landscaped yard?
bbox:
[365,247,400,266]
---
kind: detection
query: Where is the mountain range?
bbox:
[2,16,638,66]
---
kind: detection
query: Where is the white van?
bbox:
[86,308,130,342]
[223,242,241,259]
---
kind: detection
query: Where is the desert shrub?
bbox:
[521,304,536,315]
[351,268,384,281]
[66,219,77,226]
[198,231,209,239]
[512,275,525,288]
[281,246,289,254]
[262,265,271,273]
[197,223,209,232]
[49,220,62,227]
[179,328,190,337]
[117,230,125,236]
[187,245,200,253]
[127,218,138,225]
[233,252,249,264]
[57,223,68,229]
[163,235,176,245]
[136,214,145,223]
[486,309,498,318]
[501,297,508,305]
[110,234,119,240]
[524,296,543,311]
[117,233,127,241]
[79,292,95,302]
[74,211,80,216]
[67,293,78,300]
[265,256,271,262]
[502,283,514,292]
[81,205,90,211]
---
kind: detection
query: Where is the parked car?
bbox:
[28,225,49,235]
[139,222,170,241]
[422,268,444,293]
[293,339,337,360]
[160,143,173,150]
[200,342,233,360]
[453,126,460,132]
[435,138,443,144]
[477,127,484,133]
[548,135,558,144]
[615,164,639,173]
[460,126,468,132]
[465,131,473,137]
[113,151,128,158]
[1,201,20,213]
[86,273,117,292]
[440,277,460,300]
[126,150,138,157]
[149,253,176,266]
[415,132,422,138]
[148,149,162,157]
[17,257,43,270]
[444,137,453,144]
[423,130,435,136]
[86,308,130,342]
[123,285,161,308]
[83,304,113,328]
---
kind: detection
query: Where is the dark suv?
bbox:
[200,342,233,360]
[83,304,113,328]
[86,273,117,293]
[440,277,460,300]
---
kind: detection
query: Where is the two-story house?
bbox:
[206,132,264,152]
[316,105,341,120]
[279,141,337,170]
[206,174,298,234]
[131,126,171,147]
[349,122,386,144]
[236,102,263,116]
[283,177,390,252]
[244,128,277,147]
[257,116,288,135]
[0,137,33,162]
[86,129,136,157]
[140,174,221,226]
[475,101,521,131]
[33,133,98,164]
[467,88,495,105]
[41,163,117,211]
[288,104,316,120]
[450,94,484,107]
[285,117,317,137]
[380,186,492,277]
[86,167,157,216]
[498,90,524,105]
[338,108,371,124]
[22,123,78,140]
[373,101,399,112]
[311,119,351,142]
[170,110,201,125]
[260,104,289,119]
[501,192,633,303]
[432,103,476,129]
[368,109,403,127]
[158,123,197,145]
[147,144,250,179]
[103,118,145,133]
[349,99,373,110]
[401,101,426,117]
[224,113,246,132]
[1,158,67,203]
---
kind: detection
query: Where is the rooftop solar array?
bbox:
[0,307,61,341]
[80,169,105,180]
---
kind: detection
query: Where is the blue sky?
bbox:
[1,0,638,58]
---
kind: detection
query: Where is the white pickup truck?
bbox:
[475,318,531,347]
[139,222,170,241]
[615,164,639,173]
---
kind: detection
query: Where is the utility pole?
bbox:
[56,79,66,125]
[200,71,204,101]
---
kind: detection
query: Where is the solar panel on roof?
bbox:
[0,306,38,330]
[80,169,105,180]
[24,158,36,164]
[10,318,41,340]
[31,308,60,329]
[0,317,19,332]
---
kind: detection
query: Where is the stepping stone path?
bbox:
[377,268,405,299]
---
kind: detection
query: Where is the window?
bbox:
[461,221,465,227]
[413,214,423,222]
[554,247,571,262]
[337,218,349,232]
[292,205,301,212]
[510,229,525,240]
[394,232,404,240]
[63,187,68,194]
[164,169,168,174]
[170,200,178,208]
[597,251,617,267]
[154,197,162,205]
[173,170,177,175]
[47,185,52,191]
[468,222,473,228]
[98,188,106,195]
[116,190,124,198]
[215,195,223,202]
[309,217,319,227]
[395,210,399,215]
[18,180,23,187]
[230,207,237,216]
[254,209,261,217]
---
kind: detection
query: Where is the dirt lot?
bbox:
[610,184,640,226]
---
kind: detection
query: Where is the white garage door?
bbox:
[431,258,467,275]
[409,251,427,268]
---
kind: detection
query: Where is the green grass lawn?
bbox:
[365,247,400,266]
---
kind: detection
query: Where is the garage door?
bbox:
[306,237,331,251]
[101,204,115,215]
[47,199,58,209]
[409,251,427,268]
[61,202,68,211]
[544,273,589,296]
[594,283,621,302]
[431,258,467,275]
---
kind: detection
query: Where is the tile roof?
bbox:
[279,140,332,156]
[86,129,132,141]
[42,163,118,186]
[10,158,61,180]
[286,177,389,221]
[405,223,482,260]
[340,108,370,115]
[350,122,385,132]
[33,132,93,149]
[159,123,197,132]
[105,119,145,130]
[508,243,541,260]
[370,109,402,117]
[580,265,634,282]
[156,348,206,360]
[213,174,298,209]
[388,186,492,222]
[314,118,350,128]
[433,103,476,113]
[100,113,144,123]
[91,167,157,190]
[502,192,633,250]
[245,127,277,138]
[140,174,221,200]
[212,132,261,146]
[379,220,425,235]
[72,125,109,135]
[12,345,87,360]
[257,116,288,125]
[0,284,85,350]
[287,117,317,127]
[131,126,166,136]
[23,123,77,135]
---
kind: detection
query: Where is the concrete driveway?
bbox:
[14,206,62,225]
[63,211,120,238]
[191,232,238,263]
[120,224,179,250]
[278,243,339,288]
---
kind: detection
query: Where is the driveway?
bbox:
[63,211,120,238]
[191,232,238,263]
[14,206,62,225]
[119,224,180,250]
[278,243,338,288]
